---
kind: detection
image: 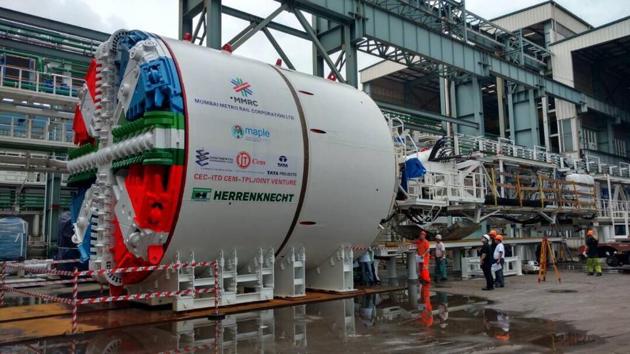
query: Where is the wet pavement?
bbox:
[0,281,602,354]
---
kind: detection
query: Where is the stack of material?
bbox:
[0,217,27,261]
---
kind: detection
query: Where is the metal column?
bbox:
[206,0,222,49]
[44,172,61,255]
[455,76,484,136]
[496,77,506,139]
[508,84,540,147]
[343,24,358,87]
[607,119,615,154]
[541,95,551,149]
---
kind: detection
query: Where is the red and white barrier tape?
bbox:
[51,259,81,265]
[83,261,215,277]
[0,262,6,306]
[10,277,93,289]
[213,261,220,315]
[72,268,79,334]
[0,285,72,305]
[4,260,215,278]
[3,263,76,277]
[2,259,220,334]
[0,281,218,306]
[74,286,217,305]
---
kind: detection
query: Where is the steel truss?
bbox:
[179,0,630,127]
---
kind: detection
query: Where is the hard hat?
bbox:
[587,229,594,237]
[482,234,490,241]
[435,234,442,240]
[496,235,503,241]
[488,229,497,238]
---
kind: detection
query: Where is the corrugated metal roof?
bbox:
[491,1,591,35]
[490,1,592,29]
[550,15,630,47]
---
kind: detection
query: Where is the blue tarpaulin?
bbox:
[0,217,27,261]
[401,157,426,191]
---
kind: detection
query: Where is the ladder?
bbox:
[613,210,630,240]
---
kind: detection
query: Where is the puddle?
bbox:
[547,289,579,294]
[0,282,602,354]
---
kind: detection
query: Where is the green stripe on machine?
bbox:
[113,111,185,143]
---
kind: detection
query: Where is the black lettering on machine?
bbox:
[230,96,259,107]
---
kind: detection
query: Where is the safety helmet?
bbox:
[435,234,442,240]
[482,234,490,242]
[496,235,503,241]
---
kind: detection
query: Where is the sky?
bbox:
[1,0,629,76]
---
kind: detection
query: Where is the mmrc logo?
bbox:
[195,148,210,167]
[231,78,253,97]
[231,125,244,139]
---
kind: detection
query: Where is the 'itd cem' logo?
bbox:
[236,151,252,169]
[231,125,244,139]
[231,78,253,97]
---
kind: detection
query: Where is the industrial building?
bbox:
[0,0,629,352]
[0,8,106,259]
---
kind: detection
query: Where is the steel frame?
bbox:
[178,0,630,125]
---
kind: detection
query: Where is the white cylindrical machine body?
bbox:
[163,39,395,267]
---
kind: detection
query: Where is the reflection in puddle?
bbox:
[1,282,601,353]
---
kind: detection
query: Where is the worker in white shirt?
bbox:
[493,235,505,288]
[434,234,447,282]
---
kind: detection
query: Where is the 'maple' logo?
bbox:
[231,125,244,139]
[231,78,253,97]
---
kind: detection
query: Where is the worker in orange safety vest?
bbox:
[416,230,431,284]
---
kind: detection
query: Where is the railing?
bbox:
[486,168,597,210]
[452,134,630,179]
[364,0,549,69]
[0,114,74,144]
[0,64,83,98]
[407,170,486,204]
[461,256,522,279]
[0,18,102,57]
[599,200,630,219]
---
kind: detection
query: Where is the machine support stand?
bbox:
[275,247,306,297]
[306,245,354,292]
[387,256,398,279]
[406,251,418,281]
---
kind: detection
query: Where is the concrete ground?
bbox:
[434,269,630,353]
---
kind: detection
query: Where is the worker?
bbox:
[416,230,431,284]
[489,229,498,256]
[480,234,494,290]
[585,229,602,276]
[369,247,380,285]
[493,234,505,288]
[359,248,375,285]
[433,234,447,282]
